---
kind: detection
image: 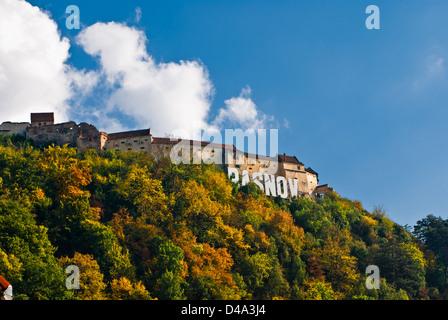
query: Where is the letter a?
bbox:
[65,265,80,289]
[365,5,380,30]
[228,167,239,183]
[66,5,80,30]
[365,265,380,289]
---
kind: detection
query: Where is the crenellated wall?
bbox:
[26,121,106,152]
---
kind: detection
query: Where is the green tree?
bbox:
[371,235,426,297]
[0,198,69,299]
[414,215,448,289]
[157,271,185,300]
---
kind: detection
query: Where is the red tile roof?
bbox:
[31,112,54,123]
[277,153,303,164]
[305,167,318,176]
[151,137,236,150]
[107,129,151,140]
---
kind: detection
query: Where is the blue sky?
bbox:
[5,0,448,227]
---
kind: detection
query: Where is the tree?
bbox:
[0,198,69,299]
[302,280,335,300]
[110,277,152,300]
[312,230,360,297]
[38,145,91,205]
[414,215,448,289]
[371,235,426,297]
[115,164,171,226]
[70,219,135,281]
[156,271,185,300]
[290,197,331,238]
[58,252,107,300]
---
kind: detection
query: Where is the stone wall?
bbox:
[26,121,105,152]
[0,122,29,136]
[105,129,152,153]
[314,184,339,198]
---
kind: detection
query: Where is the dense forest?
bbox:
[1,134,447,300]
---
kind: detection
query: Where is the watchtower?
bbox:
[30,112,54,127]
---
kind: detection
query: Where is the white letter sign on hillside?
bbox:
[229,169,298,199]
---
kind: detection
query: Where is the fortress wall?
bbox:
[75,123,106,152]
[105,129,152,153]
[281,169,311,197]
[306,172,318,194]
[0,122,30,136]
[26,122,104,152]
[227,153,279,176]
[26,121,78,147]
[149,142,173,159]
[105,136,152,153]
[282,161,304,172]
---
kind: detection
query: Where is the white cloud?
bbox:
[212,86,274,130]
[76,21,214,138]
[0,0,82,123]
[135,7,142,24]
[412,53,445,90]
[0,1,275,138]
[427,56,444,76]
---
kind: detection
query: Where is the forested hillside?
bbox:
[0,134,446,300]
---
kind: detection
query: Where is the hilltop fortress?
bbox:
[0,112,337,199]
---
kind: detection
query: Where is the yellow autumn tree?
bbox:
[267,209,305,256]
[174,227,242,299]
[58,252,107,300]
[302,280,336,300]
[312,230,360,298]
[116,164,171,226]
[39,145,91,203]
[110,276,152,300]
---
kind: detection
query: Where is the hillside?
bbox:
[0,134,444,300]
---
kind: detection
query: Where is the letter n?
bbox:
[276,176,288,199]
[264,174,277,197]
